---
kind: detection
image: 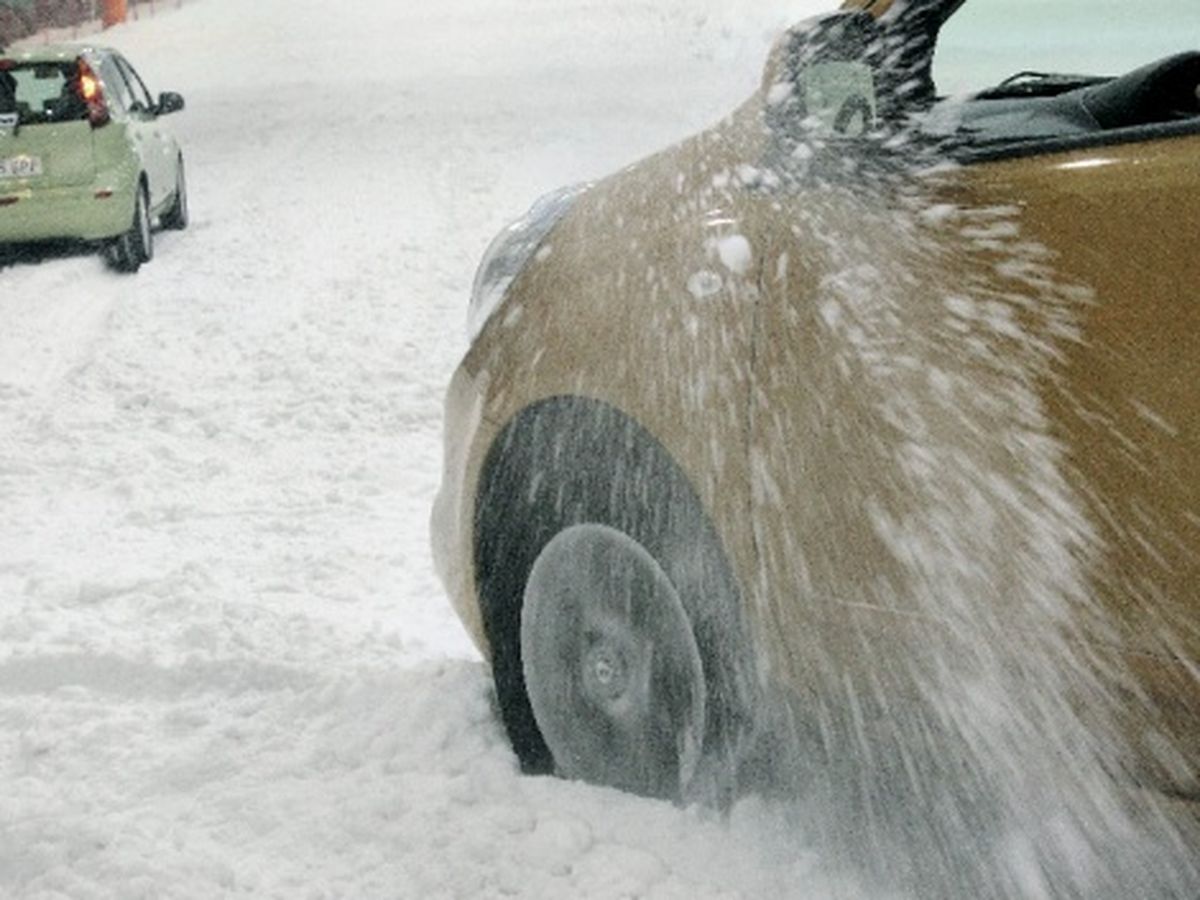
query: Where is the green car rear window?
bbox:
[0,61,88,126]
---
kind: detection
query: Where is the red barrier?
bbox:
[102,0,127,28]
[0,0,174,45]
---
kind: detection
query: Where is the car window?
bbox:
[98,55,133,115]
[0,61,87,125]
[114,55,154,113]
[934,0,1200,96]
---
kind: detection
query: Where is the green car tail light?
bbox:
[76,58,109,128]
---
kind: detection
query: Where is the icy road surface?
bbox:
[0,0,860,896]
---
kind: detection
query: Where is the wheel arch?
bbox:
[473,394,759,789]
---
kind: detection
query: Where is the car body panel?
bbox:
[434,109,765,654]
[745,127,1200,788]
[109,51,177,211]
[0,176,136,241]
[964,136,1200,656]
[0,120,96,189]
[433,1,1200,798]
[965,136,1200,773]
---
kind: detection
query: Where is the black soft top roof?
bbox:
[929,51,1200,162]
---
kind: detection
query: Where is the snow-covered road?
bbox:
[0,1,864,896]
[7,2,1199,896]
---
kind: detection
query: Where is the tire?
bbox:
[474,397,759,806]
[106,183,152,273]
[161,157,188,231]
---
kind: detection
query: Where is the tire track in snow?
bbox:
[0,258,122,397]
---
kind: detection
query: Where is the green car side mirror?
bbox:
[156,91,185,115]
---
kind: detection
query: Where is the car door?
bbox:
[112,53,174,209]
[966,136,1200,653]
[960,130,1200,793]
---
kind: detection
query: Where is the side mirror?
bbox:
[156,91,184,115]
[763,11,882,140]
[800,61,877,137]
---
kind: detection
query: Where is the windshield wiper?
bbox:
[976,71,1112,100]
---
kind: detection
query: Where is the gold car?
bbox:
[433,0,1199,840]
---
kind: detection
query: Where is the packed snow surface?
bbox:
[0,0,861,896]
[3,0,1198,897]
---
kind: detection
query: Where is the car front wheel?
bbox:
[521,523,708,801]
[475,398,761,808]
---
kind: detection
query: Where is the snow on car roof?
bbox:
[0,43,112,63]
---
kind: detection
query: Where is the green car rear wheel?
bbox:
[106,184,152,273]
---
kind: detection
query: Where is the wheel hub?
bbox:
[520,523,707,800]
[583,642,625,697]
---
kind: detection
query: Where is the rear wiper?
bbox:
[976,71,1112,100]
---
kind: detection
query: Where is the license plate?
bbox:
[0,156,43,179]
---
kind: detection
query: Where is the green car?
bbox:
[0,43,186,271]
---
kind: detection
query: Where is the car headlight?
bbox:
[468,183,589,340]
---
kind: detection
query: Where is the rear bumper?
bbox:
[0,177,134,243]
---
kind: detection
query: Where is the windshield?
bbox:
[934,0,1200,96]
